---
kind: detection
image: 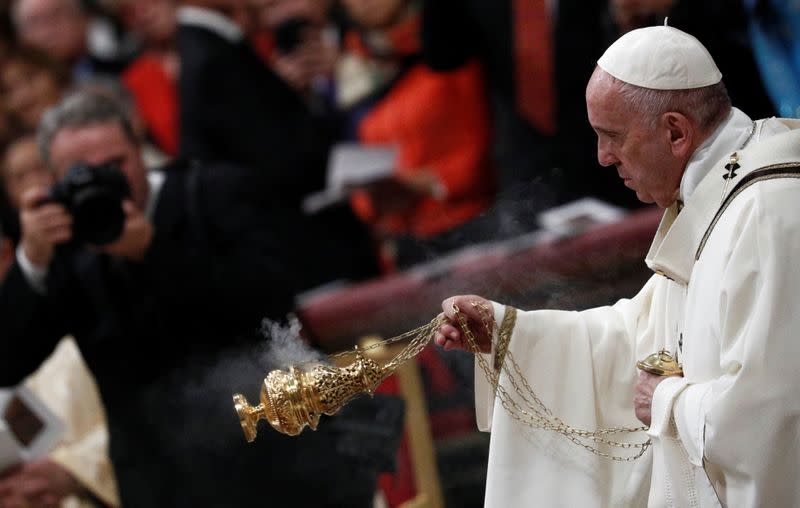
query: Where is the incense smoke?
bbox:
[259,316,326,371]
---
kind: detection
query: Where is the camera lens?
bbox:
[51,162,131,246]
[70,186,126,245]
[274,17,312,54]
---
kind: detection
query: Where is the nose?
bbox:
[597,139,619,167]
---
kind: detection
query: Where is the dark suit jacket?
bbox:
[178,24,380,289]
[0,160,378,507]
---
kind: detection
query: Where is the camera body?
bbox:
[48,162,131,245]
[274,17,313,54]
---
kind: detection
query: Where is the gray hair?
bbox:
[37,89,139,170]
[606,71,732,133]
[76,76,137,109]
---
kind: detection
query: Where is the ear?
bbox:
[662,112,694,159]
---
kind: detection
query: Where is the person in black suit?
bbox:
[177,0,380,288]
[0,90,383,507]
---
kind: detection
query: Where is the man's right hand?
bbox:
[434,295,494,354]
[19,186,72,269]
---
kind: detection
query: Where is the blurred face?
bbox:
[119,0,177,46]
[250,0,331,28]
[341,0,407,29]
[14,0,88,64]
[48,122,149,210]
[2,137,54,210]
[586,71,683,208]
[1,59,63,131]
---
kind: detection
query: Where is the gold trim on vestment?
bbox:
[494,306,517,379]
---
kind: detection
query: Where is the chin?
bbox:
[635,191,659,206]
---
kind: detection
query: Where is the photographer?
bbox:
[0,90,378,507]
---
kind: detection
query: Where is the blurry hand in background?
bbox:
[0,459,84,508]
[250,0,338,94]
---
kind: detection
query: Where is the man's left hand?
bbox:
[0,459,84,508]
[634,370,669,426]
[99,200,154,261]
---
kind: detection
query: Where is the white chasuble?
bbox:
[476,116,800,507]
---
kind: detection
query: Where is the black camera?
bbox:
[274,17,313,54]
[47,162,131,245]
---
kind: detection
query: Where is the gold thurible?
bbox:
[233,350,386,440]
[233,317,445,441]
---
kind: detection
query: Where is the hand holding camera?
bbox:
[19,187,73,269]
[19,162,141,269]
[100,200,153,262]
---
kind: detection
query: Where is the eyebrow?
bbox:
[593,126,622,138]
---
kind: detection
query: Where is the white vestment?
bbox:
[477,109,800,507]
[24,337,120,508]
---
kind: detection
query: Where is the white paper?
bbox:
[0,386,64,473]
[538,197,627,238]
[303,143,397,214]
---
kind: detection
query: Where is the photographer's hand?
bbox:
[99,200,154,261]
[19,187,72,269]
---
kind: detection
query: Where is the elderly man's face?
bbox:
[48,122,149,211]
[14,0,88,64]
[586,72,683,208]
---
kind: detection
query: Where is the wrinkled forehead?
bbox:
[586,69,622,115]
[49,122,133,173]
[586,68,617,101]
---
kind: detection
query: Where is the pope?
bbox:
[435,25,800,507]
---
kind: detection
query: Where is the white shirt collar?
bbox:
[680,107,754,201]
[145,170,166,220]
[176,6,244,43]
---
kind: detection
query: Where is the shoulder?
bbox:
[176,24,242,71]
[399,59,484,94]
[713,176,800,255]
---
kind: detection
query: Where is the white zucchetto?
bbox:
[597,26,722,90]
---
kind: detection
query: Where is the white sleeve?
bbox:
[15,244,48,294]
[651,184,800,498]
[474,276,661,433]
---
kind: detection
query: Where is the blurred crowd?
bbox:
[0,0,792,506]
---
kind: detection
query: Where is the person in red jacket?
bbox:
[337,0,495,268]
[118,0,179,156]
